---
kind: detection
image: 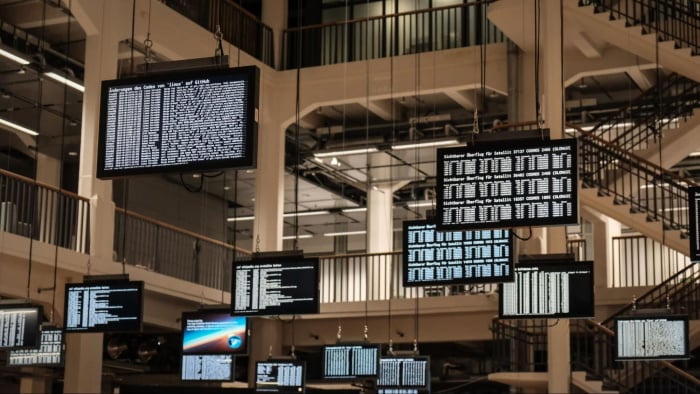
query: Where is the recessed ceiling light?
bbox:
[67,151,78,157]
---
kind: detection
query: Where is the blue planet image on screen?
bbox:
[228,335,243,349]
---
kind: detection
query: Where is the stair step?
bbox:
[571,371,619,394]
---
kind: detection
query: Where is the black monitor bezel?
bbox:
[180,308,249,356]
[180,353,235,381]
[498,260,594,319]
[231,256,320,317]
[688,186,700,262]
[436,138,578,230]
[97,65,259,179]
[6,326,64,367]
[377,356,431,390]
[401,219,514,287]
[614,314,690,361]
[255,359,306,393]
[0,304,42,349]
[63,280,144,333]
[322,343,380,381]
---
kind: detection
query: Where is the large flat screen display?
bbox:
[255,359,305,392]
[97,66,259,178]
[615,315,689,361]
[403,220,513,286]
[232,257,319,316]
[436,138,577,230]
[323,344,379,380]
[181,354,234,381]
[7,328,63,367]
[377,357,430,391]
[181,309,248,355]
[64,281,143,333]
[499,261,594,319]
[0,305,41,349]
[688,186,700,262]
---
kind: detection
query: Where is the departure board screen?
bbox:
[7,328,63,367]
[499,261,593,319]
[63,281,143,333]
[377,357,430,390]
[181,309,248,355]
[436,139,577,230]
[255,359,305,392]
[97,66,259,178]
[323,344,379,380]
[232,257,319,317]
[181,354,234,381]
[688,187,700,262]
[615,315,689,360]
[0,305,41,349]
[402,220,513,286]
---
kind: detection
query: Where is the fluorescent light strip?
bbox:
[407,201,434,208]
[391,139,460,150]
[0,117,38,136]
[689,151,700,157]
[342,207,367,213]
[313,147,378,158]
[323,230,367,237]
[0,48,30,65]
[282,234,314,240]
[283,210,330,218]
[44,71,85,93]
[227,215,254,222]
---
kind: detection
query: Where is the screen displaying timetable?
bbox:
[323,344,379,380]
[436,138,577,230]
[232,257,319,316]
[0,305,41,349]
[377,357,430,390]
[7,328,63,367]
[181,354,233,381]
[63,281,143,332]
[255,359,305,392]
[97,66,259,178]
[615,315,689,360]
[402,220,513,286]
[499,261,593,319]
[688,187,700,261]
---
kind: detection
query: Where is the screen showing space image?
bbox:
[181,310,247,355]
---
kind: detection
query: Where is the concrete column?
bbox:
[585,208,621,289]
[247,318,284,385]
[262,0,288,70]
[63,333,104,394]
[367,184,394,254]
[35,142,62,187]
[19,369,50,394]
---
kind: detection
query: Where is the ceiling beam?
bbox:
[626,68,655,92]
[571,31,603,59]
[444,89,482,111]
[358,98,402,121]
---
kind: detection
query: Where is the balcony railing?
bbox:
[283,0,505,69]
[0,169,89,253]
[610,234,693,288]
[163,0,274,67]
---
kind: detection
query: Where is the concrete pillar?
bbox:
[247,318,284,385]
[35,142,62,187]
[585,208,621,289]
[367,184,394,254]
[63,333,104,394]
[262,0,288,70]
[19,369,50,394]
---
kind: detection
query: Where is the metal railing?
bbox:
[586,73,700,152]
[490,318,549,373]
[574,125,696,232]
[114,209,250,291]
[582,0,700,55]
[283,0,505,69]
[610,234,693,288]
[163,0,274,67]
[0,169,89,253]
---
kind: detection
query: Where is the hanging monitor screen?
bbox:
[403,220,513,286]
[181,354,234,381]
[615,315,689,361]
[232,257,319,317]
[63,281,144,333]
[323,344,379,380]
[97,66,259,178]
[7,328,63,367]
[436,138,577,230]
[255,359,306,392]
[499,261,594,319]
[0,304,41,349]
[688,187,700,261]
[181,309,248,355]
[377,357,430,391]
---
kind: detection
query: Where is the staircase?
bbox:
[576,125,692,255]
[566,0,700,82]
